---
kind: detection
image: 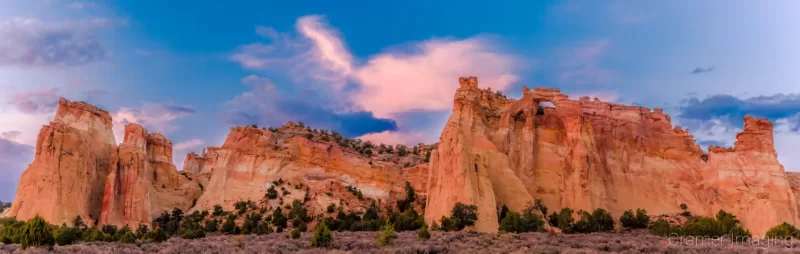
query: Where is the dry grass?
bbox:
[3,230,800,253]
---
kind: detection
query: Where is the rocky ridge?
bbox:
[425,77,798,236]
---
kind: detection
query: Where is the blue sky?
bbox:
[1,0,799,201]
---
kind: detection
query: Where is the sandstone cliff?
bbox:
[8,99,201,227]
[186,122,429,214]
[425,77,798,236]
[9,98,117,226]
[99,124,203,228]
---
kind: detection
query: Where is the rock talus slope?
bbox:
[426,77,798,236]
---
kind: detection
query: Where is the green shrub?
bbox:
[213,205,224,216]
[649,219,674,236]
[589,208,615,232]
[180,228,205,239]
[680,217,724,237]
[447,202,478,231]
[499,211,546,233]
[765,222,800,239]
[19,216,54,250]
[119,231,136,243]
[255,222,273,235]
[555,208,575,232]
[377,223,397,247]
[430,221,441,231]
[679,203,692,217]
[291,228,301,239]
[52,226,76,246]
[83,227,105,242]
[148,227,169,242]
[101,224,118,236]
[715,210,739,234]
[417,224,430,240]
[620,208,650,229]
[135,224,149,239]
[327,204,336,213]
[205,219,219,232]
[311,222,334,248]
[113,226,132,242]
[729,225,752,242]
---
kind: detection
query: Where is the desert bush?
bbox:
[221,216,239,235]
[649,219,675,236]
[119,231,136,243]
[113,225,132,242]
[377,223,397,247]
[272,207,288,229]
[765,222,800,239]
[52,226,76,246]
[181,228,205,239]
[311,222,334,248]
[680,217,724,237]
[497,205,509,223]
[327,204,336,213]
[620,208,649,228]
[715,210,739,234]
[255,222,273,235]
[445,202,478,231]
[554,208,575,232]
[101,224,118,236]
[417,224,431,240]
[213,204,224,216]
[83,227,105,242]
[729,225,752,242]
[392,209,425,231]
[499,211,546,233]
[148,226,169,242]
[291,228,301,239]
[20,216,54,250]
[205,218,219,232]
[135,224,149,239]
[680,203,692,217]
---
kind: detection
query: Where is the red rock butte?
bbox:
[5,77,800,237]
[425,76,797,236]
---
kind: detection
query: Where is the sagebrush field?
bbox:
[2,230,799,254]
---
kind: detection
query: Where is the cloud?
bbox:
[691,66,715,74]
[230,15,522,143]
[357,131,431,147]
[558,39,617,85]
[678,93,800,130]
[7,87,60,114]
[570,91,620,102]
[224,75,398,137]
[353,37,521,118]
[112,103,196,143]
[0,17,110,67]
[174,138,204,151]
[135,49,152,56]
[0,136,34,201]
[67,1,100,10]
[697,139,727,148]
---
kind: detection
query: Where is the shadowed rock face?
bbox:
[8,98,201,228]
[425,77,798,236]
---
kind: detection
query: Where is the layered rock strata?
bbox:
[425,77,798,236]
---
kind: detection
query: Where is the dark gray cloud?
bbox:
[224,76,397,137]
[691,66,715,74]
[161,104,197,115]
[678,93,800,131]
[0,18,109,67]
[0,136,34,202]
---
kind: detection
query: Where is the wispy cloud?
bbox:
[229,14,523,143]
[112,103,197,143]
[7,87,60,114]
[691,66,715,74]
[174,138,205,151]
[0,17,111,67]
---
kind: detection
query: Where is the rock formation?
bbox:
[99,124,203,228]
[185,122,429,214]
[9,98,118,226]
[425,77,798,236]
[8,98,201,227]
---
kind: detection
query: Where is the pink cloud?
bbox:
[174,138,204,151]
[354,37,521,118]
[8,87,59,114]
[357,130,432,147]
[230,15,524,143]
